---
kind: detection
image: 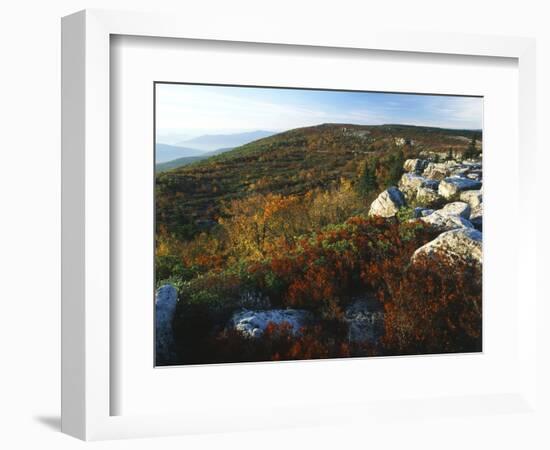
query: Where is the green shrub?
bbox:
[396,206,415,223]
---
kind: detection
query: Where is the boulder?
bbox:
[155,284,178,364]
[416,186,444,208]
[420,210,474,232]
[423,179,440,190]
[413,207,434,218]
[459,190,482,208]
[438,177,482,200]
[422,161,457,180]
[368,187,406,218]
[403,158,428,174]
[470,203,483,230]
[229,309,313,338]
[343,297,384,344]
[439,201,471,219]
[412,228,482,266]
[398,173,428,200]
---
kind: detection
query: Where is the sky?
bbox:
[156,83,483,142]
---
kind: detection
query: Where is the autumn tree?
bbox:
[309,179,365,228]
[220,193,309,260]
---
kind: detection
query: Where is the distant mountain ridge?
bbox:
[156,130,277,169]
[156,147,234,172]
[176,130,276,151]
[155,144,206,163]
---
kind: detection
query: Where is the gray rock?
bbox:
[229,309,313,338]
[423,179,440,190]
[416,186,444,208]
[459,190,482,208]
[412,228,482,266]
[403,158,428,174]
[413,207,434,218]
[398,173,428,200]
[155,284,178,364]
[368,187,406,218]
[438,177,482,200]
[470,203,483,230]
[420,210,474,232]
[422,161,457,180]
[440,201,471,219]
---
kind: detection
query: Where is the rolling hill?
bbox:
[175,130,276,151]
[155,147,235,172]
[156,123,481,240]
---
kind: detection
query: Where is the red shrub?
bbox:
[251,216,438,312]
[382,250,482,354]
[211,322,358,363]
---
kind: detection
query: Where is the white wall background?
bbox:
[0,1,547,448]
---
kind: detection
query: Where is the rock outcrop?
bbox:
[370,155,483,235]
[460,190,482,209]
[403,158,428,174]
[422,161,455,180]
[470,203,483,230]
[155,284,178,364]
[398,173,431,201]
[368,186,406,218]
[439,201,471,219]
[229,309,313,338]
[372,152,483,223]
[416,186,444,208]
[414,207,434,218]
[412,228,482,266]
[438,177,482,200]
[420,210,474,232]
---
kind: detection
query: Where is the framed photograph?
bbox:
[153,82,484,367]
[62,9,538,440]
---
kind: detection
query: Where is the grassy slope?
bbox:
[155,147,235,172]
[155,123,480,237]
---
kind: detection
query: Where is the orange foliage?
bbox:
[382,251,482,354]
[249,216,438,312]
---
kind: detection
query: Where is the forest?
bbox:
[155,123,483,365]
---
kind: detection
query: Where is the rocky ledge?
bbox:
[412,228,482,266]
[369,155,483,265]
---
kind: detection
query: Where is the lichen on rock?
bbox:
[368,186,406,218]
[412,228,482,266]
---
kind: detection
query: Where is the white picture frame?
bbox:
[61,9,538,441]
